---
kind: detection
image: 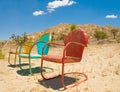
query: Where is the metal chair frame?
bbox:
[40,29,88,89]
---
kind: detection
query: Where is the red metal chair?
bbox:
[40,29,88,89]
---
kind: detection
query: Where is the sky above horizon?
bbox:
[0,0,120,40]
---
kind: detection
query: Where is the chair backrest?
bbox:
[22,41,33,54]
[64,29,88,59]
[37,33,52,55]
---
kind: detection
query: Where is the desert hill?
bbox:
[0,23,120,47]
[0,23,120,52]
[30,23,120,43]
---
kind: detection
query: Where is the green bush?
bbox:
[70,24,77,31]
[94,31,107,41]
[110,28,119,39]
[0,48,5,59]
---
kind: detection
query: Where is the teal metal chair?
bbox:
[18,33,52,74]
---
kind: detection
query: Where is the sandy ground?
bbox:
[0,43,120,92]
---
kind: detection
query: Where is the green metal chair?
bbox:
[18,33,52,74]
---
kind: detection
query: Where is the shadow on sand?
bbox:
[8,63,29,68]
[16,67,42,76]
[38,75,76,90]
[16,66,53,76]
[8,63,42,76]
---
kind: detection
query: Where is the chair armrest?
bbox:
[47,42,65,46]
[29,40,46,54]
[65,42,86,47]
[18,40,45,55]
[9,45,19,54]
[42,42,65,55]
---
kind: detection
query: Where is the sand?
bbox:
[0,43,120,92]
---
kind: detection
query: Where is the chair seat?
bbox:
[19,54,41,58]
[42,55,81,63]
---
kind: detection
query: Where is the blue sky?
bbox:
[0,0,120,40]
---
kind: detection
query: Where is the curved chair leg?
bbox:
[29,57,33,74]
[29,58,53,75]
[14,53,17,66]
[8,53,11,65]
[62,72,88,89]
[41,59,88,89]
[41,58,47,79]
[61,61,88,89]
[61,61,67,89]
[40,59,60,80]
[8,53,17,66]
[18,56,33,75]
[18,57,23,70]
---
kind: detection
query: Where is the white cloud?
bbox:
[105,14,118,19]
[33,10,46,16]
[33,0,76,16]
[47,0,76,13]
